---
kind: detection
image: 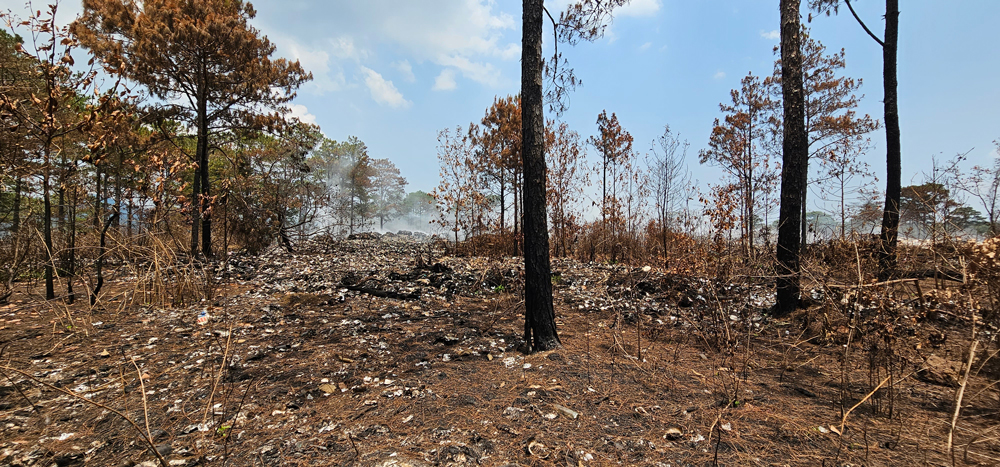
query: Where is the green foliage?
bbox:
[369,158,407,230]
[402,191,436,217]
[224,122,323,251]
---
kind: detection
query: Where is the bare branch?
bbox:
[845,0,884,47]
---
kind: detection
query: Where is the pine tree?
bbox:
[74,0,310,257]
[700,73,780,257]
[369,158,408,231]
[809,0,901,279]
[775,0,808,316]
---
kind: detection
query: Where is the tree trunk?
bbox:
[350,185,356,235]
[877,0,900,280]
[127,182,134,238]
[190,158,201,256]
[57,158,65,233]
[198,91,212,257]
[66,184,77,304]
[12,176,21,232]
[800,181,807,249]
[500,169,506,232]
[775,0,807,317]
[94,165,102,230]
[840,177,846,239]
[521,0,560,352]
[43,156,54,300]
[602,156,607,228]
[115,150,123,228]
[513,169,520,235]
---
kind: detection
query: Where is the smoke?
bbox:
[378,214,446,236]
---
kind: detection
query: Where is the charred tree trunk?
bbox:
[91,207,119,306]
[94,165,102,230]
[800,181,807,250]
[500,169,506,233]
[115,150,123,229]
[877,0,900,280]
[190,156,201,256]
[66,184,77,304]
[775,0,807,317]
[12,176,21,233]
[57,157,65,233]
[198,90,212,258]
[521,0,560,352]
[43,153,54,300]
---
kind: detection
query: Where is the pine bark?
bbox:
[775,0,807,317]
[12,177,21,232]
[521,0,560,351]
[190,156,201,256]
[198,83,212,257]
[66,185,76,304]
[43,167,54,300]
[877,0,900,280]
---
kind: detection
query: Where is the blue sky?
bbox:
[5,0,999,211]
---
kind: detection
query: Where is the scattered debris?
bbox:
[0,235,994,466]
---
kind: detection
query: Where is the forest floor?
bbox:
[1,235,998,466]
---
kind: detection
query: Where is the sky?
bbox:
[3,0,999,214]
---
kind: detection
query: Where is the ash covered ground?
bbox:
[0,234,995,466]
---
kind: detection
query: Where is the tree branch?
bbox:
[844,0,884,47]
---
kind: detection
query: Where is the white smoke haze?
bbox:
[303,136,444,239]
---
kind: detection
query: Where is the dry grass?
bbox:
[0,236,998,466]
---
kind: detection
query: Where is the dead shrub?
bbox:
[461,232,521,257]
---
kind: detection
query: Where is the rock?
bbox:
[664,426,683,440]
[348,232,381,240]
[553,403,578,419]
[371,459,431,467]
[918,354,961,387]
[52,452,84,466]
[156,443,173,457]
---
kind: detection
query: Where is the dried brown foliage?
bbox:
[74,0,311,256]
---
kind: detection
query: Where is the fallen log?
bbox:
[340,283,420,301]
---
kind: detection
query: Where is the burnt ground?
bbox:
[1,234,999,466]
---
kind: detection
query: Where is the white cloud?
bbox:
[393,60,416,82]
[546,0,660,19]
[497,43,521,61]
[639,42,652,51]
[432,69,457,91]
[374,1,517,87]
[760,30,780,40]
[377,0,517,60]
[617,0,662,18]
[271,35,346,94]
[328,36,366,60]
[360,66,411,109]
[436,54,504,88]
[259,1,519,89]
[287,104,318,125]
[714,71,726,80]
